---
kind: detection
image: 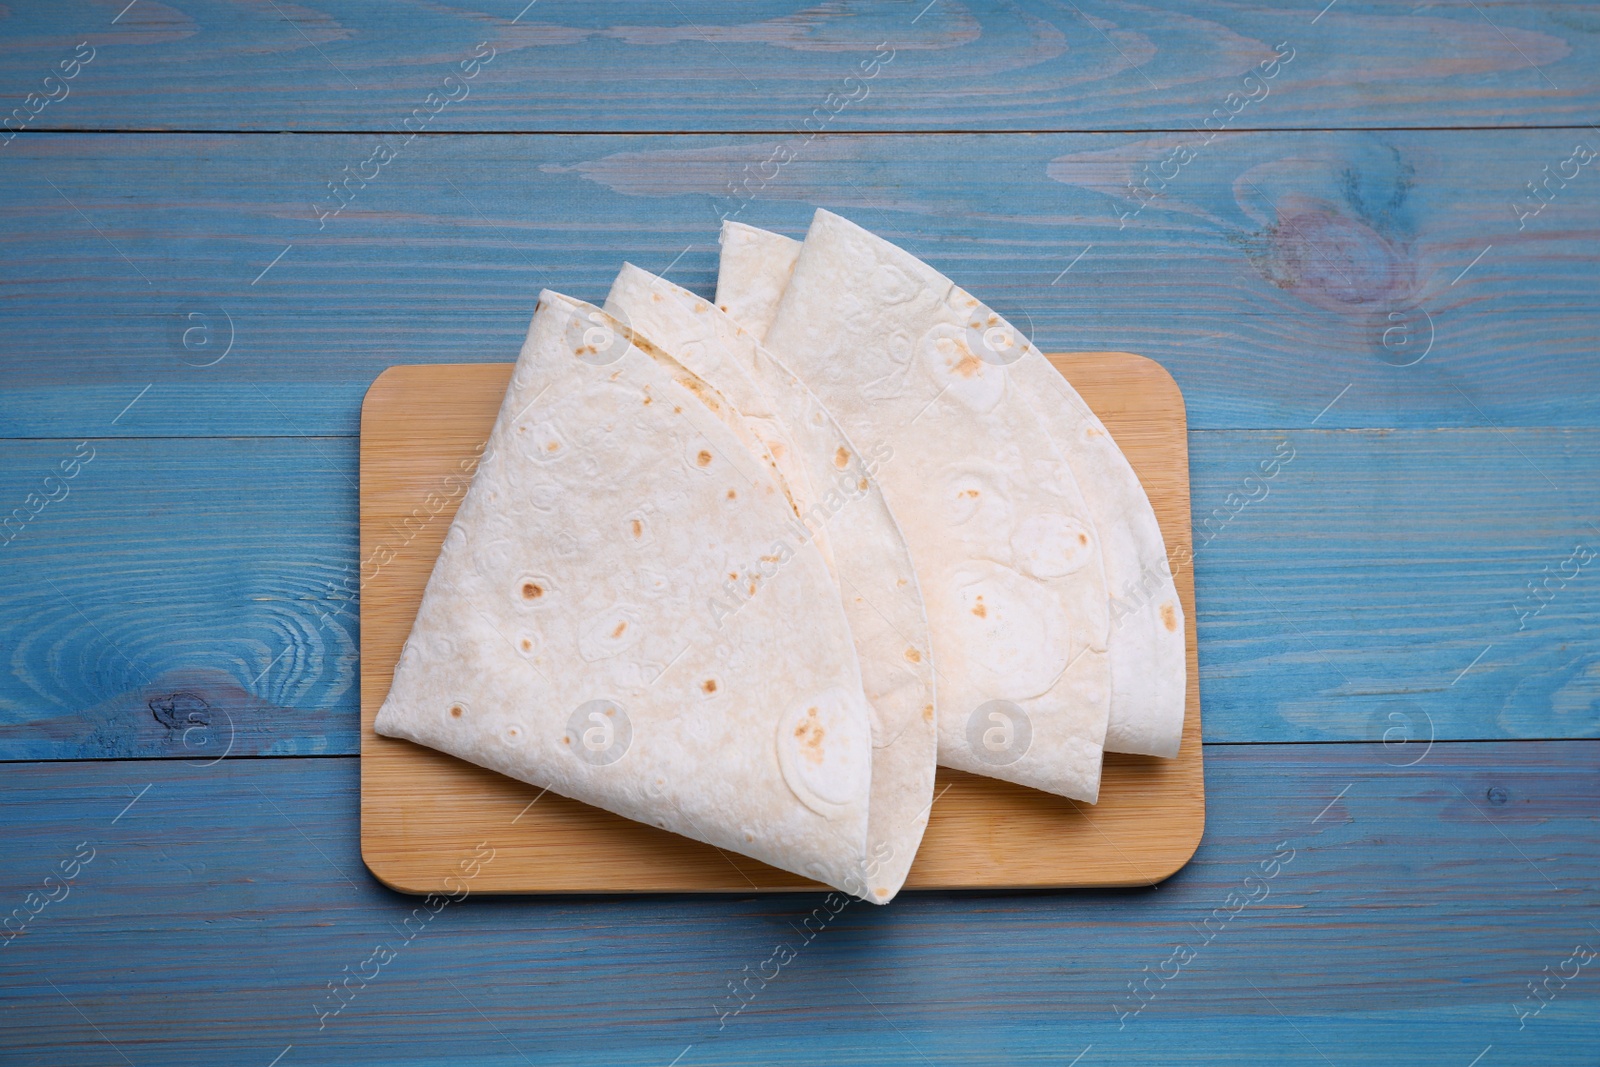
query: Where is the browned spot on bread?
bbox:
[546,441,560,452]
[952,350,982,378]
[520,638,532,652]
[1160,603,1179,632]
[680,377,721,413]
[449,704,464,718]
[631,519,643,537]
[922,704,934,723]
[643,395,652,405]
[962,488,979,498]
[904,648,921,664]
[1087,425,1106,438]
[727,489,737,500]
[770,442,786,460]
[521,581,544,600]
[834,447,850,469]
[794,707,826,764]
[702,679,718,694]
[611,620,627,639]
[728,571,738,581]
[972,595,987,618]
[858,478,868,490]
[673,405,682,413]
[696,450,712,467]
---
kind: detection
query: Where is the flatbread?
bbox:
[374,291,900,900]
[735,216,1114,801]
[606,263,938,896]
[717,214,1186,758]
[715,220,801,341]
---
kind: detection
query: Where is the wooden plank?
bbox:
[357,356,1203,893]
[0,130,1597,437]
[0,436,359,761]
[1,1,1597,132]
[0,741,1594,1064]
[2,424,1596,760]
[1194,428,1600,745]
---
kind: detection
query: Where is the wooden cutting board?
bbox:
[359,354,1203,894]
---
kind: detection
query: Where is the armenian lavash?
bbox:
[374,210,1188,905]
[716,212,1186,759]
[719,217,1115,801]
[605,264,938,896]
[373,291,926,902]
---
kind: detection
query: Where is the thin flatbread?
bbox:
[731,217,1114,801]
[715,220,801,341]
[374,291,898,900]
[718,214,1186,758]
[606,263,938,895]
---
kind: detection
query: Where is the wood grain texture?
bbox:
[0,435,359,760]
[1,743,1593,1065]
[4,425,1595,760]
[358,356,1203,892]
[0,131,1597,437]
[0,3,1593,1061]
[1193,427,1600,744]
[1,1,1597,132]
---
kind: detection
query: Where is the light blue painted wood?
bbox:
[0,744,1593,1065]
[0,131,1597,437]
[0,1,1595,133]
[1,428,1595,759]
[0,6,1595,1060]
[0,437,357,760]
[1191,429,1600,744]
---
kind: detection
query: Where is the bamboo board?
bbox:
[359,354,1203,894]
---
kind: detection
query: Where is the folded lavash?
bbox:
[716,220,803,341]
[374,290,923,902]
[605,264,938,897]
[716,212,1186,759]
[721,220,1114,800]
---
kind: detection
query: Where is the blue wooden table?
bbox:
[2,2,1597,1064]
